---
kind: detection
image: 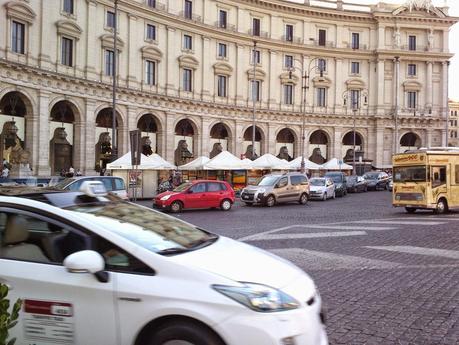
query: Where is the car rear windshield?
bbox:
[65,202,216,255]
[257,175,279,186]
[364,173,379,180]
[393,166,427,183]
[310,179,325,186]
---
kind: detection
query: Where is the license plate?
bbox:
[242,195,249,199]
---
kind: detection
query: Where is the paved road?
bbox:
[140,192,459,344]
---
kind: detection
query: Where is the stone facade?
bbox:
[449,99,459,147]
[0,0,456,175]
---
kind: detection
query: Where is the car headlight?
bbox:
[160,195,171,201]
[257,188,266,194]
[212,282,300,312]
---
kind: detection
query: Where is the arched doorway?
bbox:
[137,114,159,156]
[309,130,328,164]
[209,123,231,158]
[342,131,363,161]
[95,108,122,170]
[400,132,422,152]
[174,119,196,166]
[243,126,263,160]
[276,128,295,161]
[49,101,76,174]
[0,91,29,166]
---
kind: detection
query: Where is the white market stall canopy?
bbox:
[203,151,252,170]
[107,152,176,170]
[251,154,291,170]
[287,156,322,171]
[178,156,211,170]
[321,158,353,170]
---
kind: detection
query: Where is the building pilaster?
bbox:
[36,90,51,176]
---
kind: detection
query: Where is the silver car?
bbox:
[240,173,309,207]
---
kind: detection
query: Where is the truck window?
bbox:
[456,165,459,184]
[431,166,446,188]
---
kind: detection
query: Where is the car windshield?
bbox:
[364,173,379,180]
[173,182,192,192]
[257,175,280,186]
[54,178,75,189]
[393,166,427,183]
[310,179,325,186]
[65,201,217,255]
[346,176,357,183]
[327,175,342,183]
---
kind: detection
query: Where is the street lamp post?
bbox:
[111,0,118,161]
[290,57,324,173]
[394,56,400,154]
[251,40,257,159]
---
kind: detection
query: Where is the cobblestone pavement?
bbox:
[139,191,459,344]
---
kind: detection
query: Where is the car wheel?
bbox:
[170,201,183,213]
[434,198,448,214]
[265,195,275,207]
[299,193,308,205]
[149,321,224,345]
[322,193,327,201]
[405,207,416,214]
[220,199,232,211]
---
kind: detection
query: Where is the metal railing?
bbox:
[310,39,336,48]
[146,0,166,11]
[178,11,202,22]
[248,29,269,38]
[281,35,303,44]
[345,42,368,50]
[214,21,237,32]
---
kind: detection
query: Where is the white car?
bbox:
[0,183,328,345]
[309,178,336,201]
[54,176,129,199]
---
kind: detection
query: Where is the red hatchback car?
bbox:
[153,180,235,213]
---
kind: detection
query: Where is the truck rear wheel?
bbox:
[434,199,448,214]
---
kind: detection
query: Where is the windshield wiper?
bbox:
[157,235,218,256]
[157,247,192,256]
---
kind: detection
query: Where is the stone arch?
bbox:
[342,131,364,161]
[137,113,162,155]
[308,129,330,164]
[400,132,422,151]
[275,128,297,160]
[174,118,199,166]
[94,107,124,170]
[242,125,265,159]
[209,122,233,157]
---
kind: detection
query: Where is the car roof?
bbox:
[68,176,122,180]
[190,180,227,184]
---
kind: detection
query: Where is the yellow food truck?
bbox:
[392,148,459,214]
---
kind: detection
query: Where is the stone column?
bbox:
[377,25,385,49]
[73,121,85,172]
[235,44,246,105]
[425,126,432,148]
[333,127,342,159]
[442,62,448,120]
[83,99,97,176]
[375,125,385,168]
[165,112,176,164]
[267,124,277,154]
[426,61,433,109]
[127,14,139,88]
[35,91,51,176]
[85,0,98,79]
[201,37,211,101]
[443,30,449,53]
[377,59,385,115]
[268,50,277,106]
[235,121,245,158]
[200,118,211,156]
[334,58,343,111]
[441,129,447,147]
[39,1,52,69]
[166,27,177,96]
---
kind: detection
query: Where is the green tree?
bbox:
[0,283,22,345]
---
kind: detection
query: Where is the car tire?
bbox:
[265,195,276,207]
[299,193,308,205]
[434,198,448,214]
[170,201,183,213]
[149,320,224,345]
[322,193,327,201]
[405,207,416,214]
[220,199,232,211]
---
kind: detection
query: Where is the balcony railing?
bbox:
[345,42,368,50]
[281,35,303,44]
[214,21,237,32]
[179,11,202,22]
[248,29,269,38]
[146,0,166,11]
[310,39,335,48]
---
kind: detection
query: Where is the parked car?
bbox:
[388,177,393,191]
[346,175,368,193]
[54,176,128,199]
[324,172,347,197]
[363,171,390,191]
[0,182,328,345]
[240,172,310,207]
[309,177,336,200]
[154,180,235,212]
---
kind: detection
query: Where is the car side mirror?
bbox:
[64,250,109,283]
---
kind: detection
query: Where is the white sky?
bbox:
[345,0,459,100]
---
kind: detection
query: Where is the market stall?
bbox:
[287,156,322,176]
[107,152,176,198]
[203,151,252,190]
[177,156,210,181]
[321,158,353,173]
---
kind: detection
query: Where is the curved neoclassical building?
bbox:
[0,0,456,175]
